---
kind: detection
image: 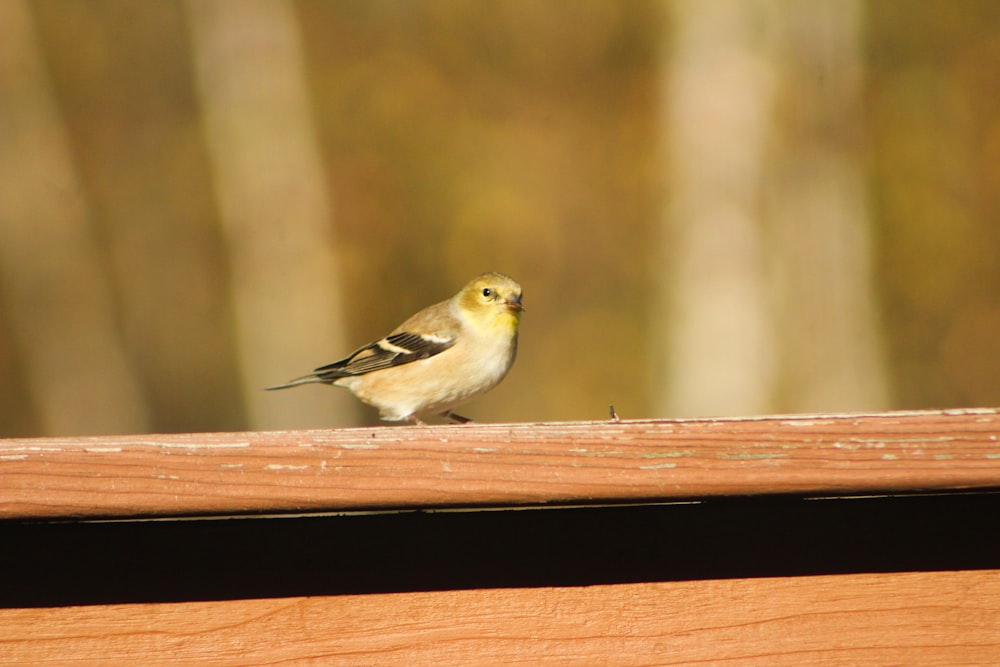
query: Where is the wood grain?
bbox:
[2,409,999,519]
[2,570,997,665]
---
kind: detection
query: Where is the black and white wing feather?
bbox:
[314,332,455,378]
[266,331,456,390]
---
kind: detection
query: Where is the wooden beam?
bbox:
[2,571,998,665]
[2,408,999,519]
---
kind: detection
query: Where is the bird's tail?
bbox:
[264,374,331,391]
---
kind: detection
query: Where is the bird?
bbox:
[267,272,524,424]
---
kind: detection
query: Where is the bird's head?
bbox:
[456,272,524,334]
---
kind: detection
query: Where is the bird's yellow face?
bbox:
[458,272,524,335]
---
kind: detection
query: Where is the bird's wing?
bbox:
[265,299,460,390]
[311,330,456,379]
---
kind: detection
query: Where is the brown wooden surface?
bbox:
[4,411,999,664]
[1,570,997,665]
[2,408,1000,519]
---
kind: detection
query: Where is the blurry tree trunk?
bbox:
[0,0,151,435]
[656,0,778,417]
[27,2,248,434]
[656,0,888,417]
[185,0,355,428]
[764,1,889,412]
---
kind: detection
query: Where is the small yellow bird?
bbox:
[267,272,524,424]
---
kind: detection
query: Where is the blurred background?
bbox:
[1,0,999,437]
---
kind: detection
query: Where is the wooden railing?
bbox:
[2,408,999,664]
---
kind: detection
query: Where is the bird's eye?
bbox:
[482,287,492,298]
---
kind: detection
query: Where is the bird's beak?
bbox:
[504,295,525,313]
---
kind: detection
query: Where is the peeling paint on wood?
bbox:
[0,408,998,520]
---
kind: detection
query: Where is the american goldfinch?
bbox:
[267,272,523,424]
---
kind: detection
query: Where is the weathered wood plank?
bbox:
[2,570,997,665]
[1,409,999,519]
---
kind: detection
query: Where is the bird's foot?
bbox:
[442,411,473,424]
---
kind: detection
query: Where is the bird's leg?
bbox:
[408,416,428,426]
[442,411,472,424]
